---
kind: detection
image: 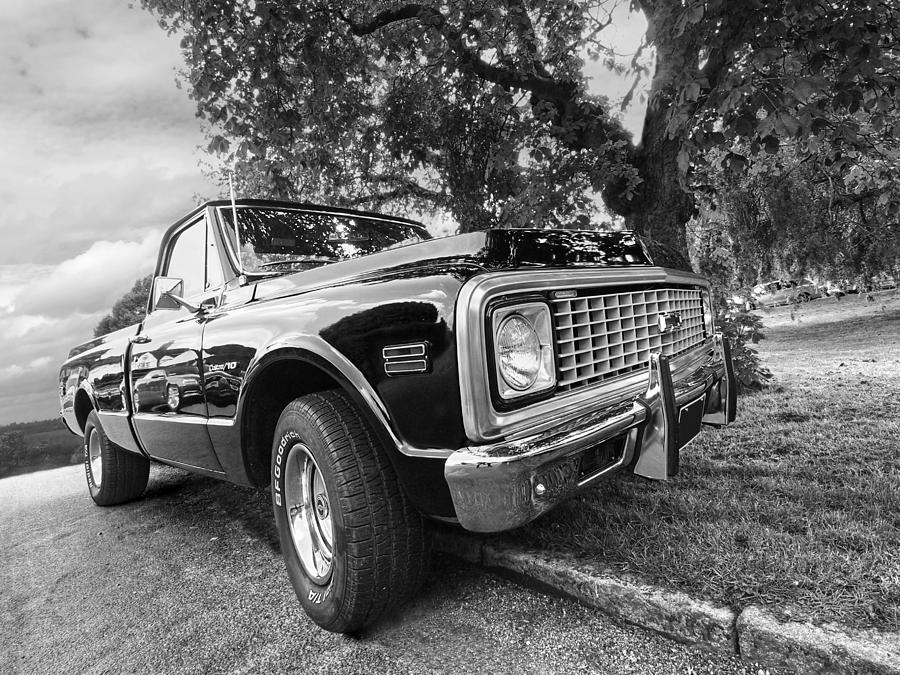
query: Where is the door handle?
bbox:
[129,335,152,345]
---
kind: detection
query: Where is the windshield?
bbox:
[218,206,429,274]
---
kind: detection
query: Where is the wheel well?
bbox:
[74,389,93,433]
[242,359,341,488]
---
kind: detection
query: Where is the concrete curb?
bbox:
[738,606,900,675]
[432,530,900,674]
[482,544,737,651]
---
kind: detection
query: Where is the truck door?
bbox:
[129,213,225,472]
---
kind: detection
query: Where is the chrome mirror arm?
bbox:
[161,291,202,315]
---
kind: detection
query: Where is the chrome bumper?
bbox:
[444,334,737,533]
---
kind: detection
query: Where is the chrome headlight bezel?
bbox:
[491,302,556,401]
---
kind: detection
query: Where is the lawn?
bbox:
[508,291,900,632]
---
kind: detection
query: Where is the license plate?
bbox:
[677,395,706,449]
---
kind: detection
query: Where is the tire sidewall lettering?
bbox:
[272,430,300,508]
[84,423,100,495]
[272,425,344,620]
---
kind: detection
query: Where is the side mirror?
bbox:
[153,277,184,311]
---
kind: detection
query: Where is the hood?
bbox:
[252,228,656,303]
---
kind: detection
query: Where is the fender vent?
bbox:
[383,342,429,376]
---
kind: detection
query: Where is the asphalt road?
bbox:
[1,464,776,674]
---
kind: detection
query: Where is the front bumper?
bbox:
[444,334,737,532]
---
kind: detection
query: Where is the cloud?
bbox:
[0,0,220,267]
[12,233,160,316]
[0,356,52,379]
[0,314,54,339]
[0,162,208,266]
[0,0,221,423]
[0,311,102,424]
[0,229,165,424]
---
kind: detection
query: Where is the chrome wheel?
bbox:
[87,428,103,487]
[283,442,333,584]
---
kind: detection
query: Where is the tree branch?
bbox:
[337,4,575,104]
[342,177,446,208]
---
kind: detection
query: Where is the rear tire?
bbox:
[271,390,429,633]
[83,410,150,506]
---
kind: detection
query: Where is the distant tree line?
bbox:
[94,275,152,337]
[0,421,81,479]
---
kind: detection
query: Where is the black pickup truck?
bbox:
[59,199,736,632]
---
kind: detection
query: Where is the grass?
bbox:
[508,291,900,632]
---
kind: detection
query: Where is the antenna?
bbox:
[228,163,242,273]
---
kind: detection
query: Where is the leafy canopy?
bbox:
[141,0,900,252]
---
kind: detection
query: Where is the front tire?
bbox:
[271,390,429,633]
[83,410,150,506]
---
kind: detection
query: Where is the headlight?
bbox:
[492,303,555,400]
[497,315,541,390]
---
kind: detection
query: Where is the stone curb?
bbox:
[482,543,737,651]
[431,529,900,674]
[738,606,900,675]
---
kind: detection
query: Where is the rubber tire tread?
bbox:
[84,410,150,506]
[278,390,429,632]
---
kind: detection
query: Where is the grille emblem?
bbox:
[657,312,682,334]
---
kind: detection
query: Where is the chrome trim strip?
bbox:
[132,414,209,425]
[455,268,712,442]
[383,343,427,358]
[385,360,428,375]
[130,414,234,428]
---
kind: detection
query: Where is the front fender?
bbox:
[239,337,453,460]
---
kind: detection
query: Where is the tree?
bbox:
[689,137,900,291]
[140,0,900,258]
[0,431,28,466]
[94,275,153,337]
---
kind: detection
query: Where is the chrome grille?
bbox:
[553,287,706,392]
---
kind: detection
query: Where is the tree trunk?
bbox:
[617,0,698,264]
[625,103,694,262]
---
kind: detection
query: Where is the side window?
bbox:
[205,220,224,290]
[165,220,206,298]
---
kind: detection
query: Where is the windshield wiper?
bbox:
[257,256,339,269]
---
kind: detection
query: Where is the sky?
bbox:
[0,0,648,425]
